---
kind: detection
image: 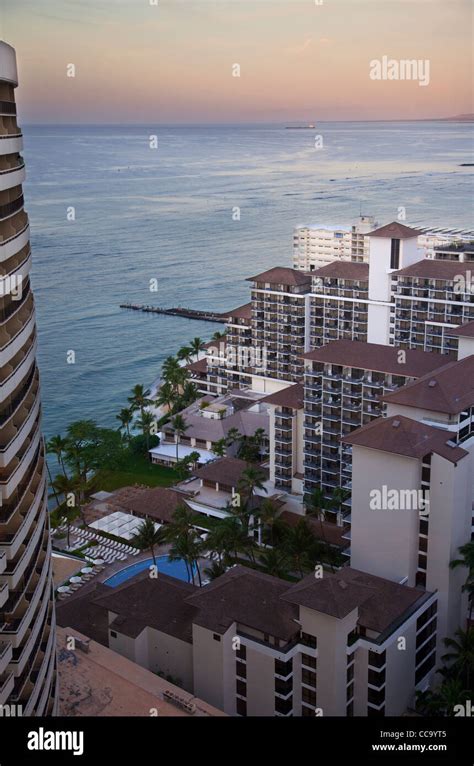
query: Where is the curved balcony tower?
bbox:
[0,41,57,716]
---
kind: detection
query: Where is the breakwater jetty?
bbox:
[120,303,227,323]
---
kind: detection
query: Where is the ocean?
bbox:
[21,122,473,439]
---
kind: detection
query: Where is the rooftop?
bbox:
[381,355,474,414]
[246,266,311,286]
[87,485,184,525]
[261,383,304,410]
[193,456,264,487]
[341,414,468,463]
[303,339,447,377]
[57,627,224,717]
[225,302,252,320]
[369,221,420,239]
[451,320,474,338]
[161,393,269,443]
[311,261,369,281]
[184,566,299,641]
[281,567,430,633]
[393,259,474,279]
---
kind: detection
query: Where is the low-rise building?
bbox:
[57,565,435,717]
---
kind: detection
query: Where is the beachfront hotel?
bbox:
[293,216,474,271]
[52,216,473,719]
[0,42,57,716]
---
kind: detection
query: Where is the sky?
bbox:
[0,0,472,124]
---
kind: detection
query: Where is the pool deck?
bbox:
[94,545,209,587]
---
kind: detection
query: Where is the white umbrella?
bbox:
[81,567,93,574]
[94,559,105,566]
[57,585,71,593]
[70,576,83,584]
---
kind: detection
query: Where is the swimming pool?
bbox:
[103,556,195,587]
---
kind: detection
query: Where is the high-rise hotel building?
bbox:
[0,42,57,716]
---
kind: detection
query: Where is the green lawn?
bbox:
[94,453,178,491]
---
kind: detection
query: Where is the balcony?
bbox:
[0,193,23,222]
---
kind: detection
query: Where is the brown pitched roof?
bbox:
[193,457,263,487]
[341,414,468,463]
[103,486,183,524]
[381,355,474,414]
[185,357,208,374]
[56,582,112,646]
[451,320,474,338]
[393,260,474,279]
[261,383,304,410]
[246,267,311,286]
[311,262,369,281]
[279,511,349,549]
[93,572,197,642]
[281,567,430,633]
[369,221,420,239]
[185,566,299,641]
[302,340,446,377]
[226,302,252,321]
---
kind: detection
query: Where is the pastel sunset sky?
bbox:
[0,0,472,123]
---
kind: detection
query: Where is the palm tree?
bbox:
[188,450,201,470]
[127,384,153,420]
[161,505,199,550]
[305,488,328,544]
[116,407,134,439]
[256,499,281,547]
[189,337,206,357]
[238,465,267,522]
[258,548,290,579]
[177,346,193,364]
[211,330,226,341]
[212,438,227,458]
[282,520,315,577]
[170,414,189,463]
[213,517,250,564]
[450,541,474,621]
[329,486,350,524]
[180,381,198,406]
[46,434,68,477]
[204,560,226,580]
[155,381,176,412]
[134,518,163,566]
[225,426,242,452]
[441,628,474,689]
[136,410,156,450]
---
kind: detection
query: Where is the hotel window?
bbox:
[275,658,293,677]
[368,667,385,688]
[213,634,221,642]
[416,602,437,630]
[236,679,246,697]
[368,650,386,669]
[236,660,247,680]
[275,696,293,715]
[346,700,354,717]
[236,644,246,661]
[301,653,317,670]
[302,669,316,688]
[236,698,247,717]
[302,687,316,707]
[346,682,354,702]
[300,632,317,649]
[302,705,315,717]
[390,239,401,270]
[368,686,385,707]
[347,664,354,684]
